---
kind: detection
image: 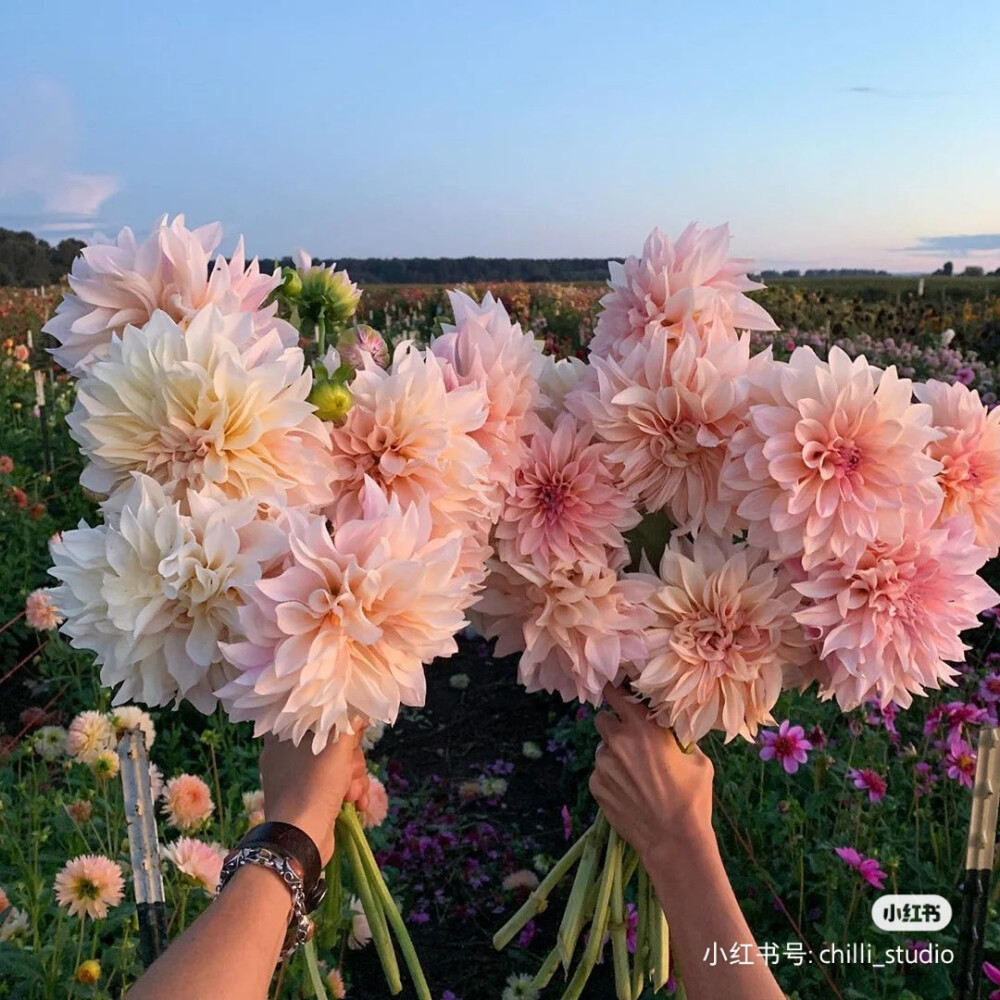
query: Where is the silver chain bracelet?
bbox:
[217,846,312,958]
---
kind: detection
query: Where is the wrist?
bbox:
[264,808,335,866]
[640,814,718,872]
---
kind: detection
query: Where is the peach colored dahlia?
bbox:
[362,776,389,829]
[567,331,756,535]
[915,379,1000,557]
[326,341,492,528]
[24,589,64,630]
[588,224,778,362]
[218,479,469,751]
[49,476,287,713]
[495,412,640,570]
[161,774,215,831]
[471,548,657,707]
[794,509,999,711]
[45,215,285,375]
[161,838,226,894]
[430,290,545,497]
[65,711,115,764]
[53,855,124,920]
[633,532,813,744]
[723,346,943,572]
[67,306,336,508]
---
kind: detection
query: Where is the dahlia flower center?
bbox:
[772,735,796,758]
[77,878,100,901]
[804,434,863,480]
[955,754,974,773]
[158,424,223,473]
[652,419,700,464]
[536,480,570,520]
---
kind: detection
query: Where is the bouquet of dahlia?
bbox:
[477,224,1000,998]
[43,215,545,997]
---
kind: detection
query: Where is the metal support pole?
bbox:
[955,726,1000,1000]
[118,729,169,967]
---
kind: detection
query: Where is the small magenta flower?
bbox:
[980,673,1000,703]
[847,768,888,803]
[834,847,886,889]
[758,721,812,774]
[946,740,977,788]
[561,805,572,841]
[983,960,1000,1000]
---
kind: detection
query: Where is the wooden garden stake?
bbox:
[955,726,1000,1000]
[118,729,169,967]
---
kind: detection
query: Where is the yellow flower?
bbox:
[76,959,101,985]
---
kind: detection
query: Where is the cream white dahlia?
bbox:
[67,306,337,507]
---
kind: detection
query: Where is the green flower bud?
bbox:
[308,380,352,422]
[281,267,303,298]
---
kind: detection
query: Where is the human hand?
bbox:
[589,686,715,867]
[260,728,371,866]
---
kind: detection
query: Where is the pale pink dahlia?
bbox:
[53,855,125,920]
[567,331,757,535]
[218,479,468,751]
[915,379,1000,557]
[326,341,492,528]
[67,307,336,507]
[588,224,778,362]
[45,215,285,375]
[793,509,999,711]
[161,774,214,831]
[66,711,115,764]
[495,413,640,570]
[471,549,657,707]
[724,346,943,571]
[362,776,389,829]
[431,290,545,496]
[49,476,287,713]
[24,589,64,630]
[161,838,226,894]
[633,533,813,744]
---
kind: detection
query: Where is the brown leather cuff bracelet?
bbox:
[236,821,326,912]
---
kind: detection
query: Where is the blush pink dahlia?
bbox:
[67,306,336,507]
[218,479,469,750]
[724,346,943,571]
[568,332,757,535]
[758,720,812,773]
[45,215,285,375]
[793,509,999,711]
[161,774,214,831]
[65,711,115,764]
[495,413,640,570]
[362,776,389,829]
[915,379,1000,557]
[588,224,778,362]
[633,533,813,744]
[161,838,226,894]
[471,549,657,707]
[53,855,125,920]
[430,290,545,496]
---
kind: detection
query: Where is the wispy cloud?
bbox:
[844,85,951,99]
[0,77,120,235]
[905,234,1000,254]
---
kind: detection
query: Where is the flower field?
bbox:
[3,270,1000,1000]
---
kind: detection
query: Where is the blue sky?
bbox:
[1,0,998,271]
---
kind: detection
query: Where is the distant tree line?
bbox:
[759,268,893,279]
[0,229,85,287]
[258,257,621,284]
[932,261,999,277]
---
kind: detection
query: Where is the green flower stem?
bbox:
[648,878,670,991]
[317,314,327,357]
[338,813,401,994]
[340,804,431,1000]
[632,865,650,997]
[610,847,632,1000]
[530,944,564,990]
[493,829,589,950]
[557,812,609,969]
[303,938,329,999]
[319,846,342,951]
[561,829,622,1000]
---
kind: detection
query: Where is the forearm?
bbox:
[125,865,290,1000]
[643,826,785,1000]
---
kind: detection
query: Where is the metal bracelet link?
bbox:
[217,846,311,958]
